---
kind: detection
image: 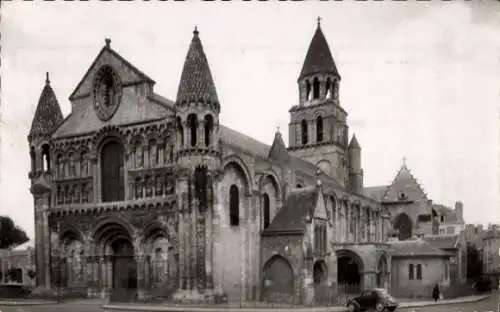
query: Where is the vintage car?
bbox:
[346,288,399,312]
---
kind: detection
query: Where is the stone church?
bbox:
[28,21,394,304]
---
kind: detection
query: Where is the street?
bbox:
[0,295,498,312]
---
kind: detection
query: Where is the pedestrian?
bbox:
[432,284,440,302]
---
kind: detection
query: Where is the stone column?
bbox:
[345,203,350,242]
[92,155,100,202]
[135,253,145,299]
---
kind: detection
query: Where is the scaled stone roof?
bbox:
[262,187,318,235]
[348,134,360,150]
[422,235,459,250]
[299,23,339,80]
[268,130,290,162]
[389,239,448,257]
[29,74,64,140]
[176,28,219,105]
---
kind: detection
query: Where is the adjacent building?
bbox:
[0,241,36,287]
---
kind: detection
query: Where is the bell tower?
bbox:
[288,18,351,187]
[28,72,64,290]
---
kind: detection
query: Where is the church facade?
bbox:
[28,22,393,304]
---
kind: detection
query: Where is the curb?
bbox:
[0,300,58,306]
[398,294,489,308]
[102,306,345,312]
[101,295,490,312]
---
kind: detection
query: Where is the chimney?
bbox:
[455,201,464,222]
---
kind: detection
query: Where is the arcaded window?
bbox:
[229,184,239,226]
[301,120,308,145]
[316,116,323,142]
[80,151,88,176]
[263,193,270,229]
[30,146,36,174]
[176,117,184,147]
[306,80,312,101]
[101,140,125,202]
[204,115,214,147]
[313,77,320,99]
[68,152,75,177]
[41,144,50,172]
[325,77,332,99]
[187,114,198,147]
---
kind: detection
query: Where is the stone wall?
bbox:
[391,256,448,298]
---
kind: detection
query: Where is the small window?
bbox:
[408,264,414,280]
[440,215,445,223]
[301,120,308,145]
[416,264,422,280]
[229,185,239,226]
[263,193,270,229]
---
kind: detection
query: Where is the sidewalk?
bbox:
[101,294,490,312]
[397,294,489,308]
[0,298,57,306]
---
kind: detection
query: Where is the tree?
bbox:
[0,216,29,249]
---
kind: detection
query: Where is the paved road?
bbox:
[0,295,498,312]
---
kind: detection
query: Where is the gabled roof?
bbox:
[381,163,428,203]
[433,204,459,224]
[363,185,388,202]
[268,130,289,162]
[176,27,219,106]
[299,21,339,81]
[390,239,448,257]
[219,124,343,189]
[423,235,460,250]
[28,73,64,140]
[262,187,319,236]
[69,39,155,101]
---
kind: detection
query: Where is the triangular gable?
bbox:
[313,187,328,220]
[382,165,427,203]
[69,44,155,101]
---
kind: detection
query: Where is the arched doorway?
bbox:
[394,213,412,240]
[337,250,363,295]
[261,256,294,303]
[376,255,388,288]
[93,221,136,298]
[111,238,136,290]
[313,260,329,304]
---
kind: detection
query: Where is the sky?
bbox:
[1,1,499,240]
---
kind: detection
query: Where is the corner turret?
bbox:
[348,134,363,194]
[28,72,63,179]
[27,72,63,291]
[175,26,221,170]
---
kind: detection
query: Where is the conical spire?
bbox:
[348,134,360,149]
[176,27,219,106]
[268,128,289,162]
[299,19,339,80]
[28,72,64,140]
